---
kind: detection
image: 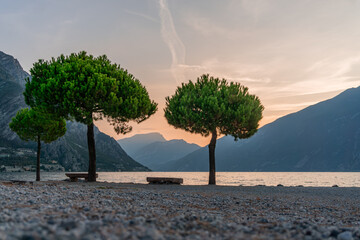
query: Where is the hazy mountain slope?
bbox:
[0,51,30,147]
[0,51,149,171]
[164,87,360,171]
[132,139,200,170]
[117,132,166,157]
[41,122,148,171]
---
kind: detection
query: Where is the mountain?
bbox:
[41,122,148,171]
[117,132,166,156]
[0,50,149,171]
[0,51,28,88]
[0,51,30,146]
[117,133,201,170]
[163,87,360,171]
[132,139,200,170]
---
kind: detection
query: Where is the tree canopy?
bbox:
[24,51,157,134]
[9,108,66,143]
[165,74,263,139]
[165,74,263,184]
[24,51,157,181]
[9,108,66,181]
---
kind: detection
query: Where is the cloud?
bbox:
[280,56,360,96]
[180,58,275,91]
[158,0,186,84]
[124,9,159,23]
[307,56,360,78]
[185,16,242,40]
[268,102,318,111]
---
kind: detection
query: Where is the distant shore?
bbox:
[0,181,359,239]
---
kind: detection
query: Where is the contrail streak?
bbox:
[158,0,186,84]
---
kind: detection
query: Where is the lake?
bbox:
[1,172,360,187]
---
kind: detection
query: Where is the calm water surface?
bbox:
[1,172,360,187]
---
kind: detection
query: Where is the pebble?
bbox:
[0,182,359,239]
[338,231,353,240]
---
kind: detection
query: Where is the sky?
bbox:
[2,0,360,146]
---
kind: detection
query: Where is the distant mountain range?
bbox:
[0,50,149,172]
[118,133,166,157]
[160,87,360,172]
[118,133,200,170]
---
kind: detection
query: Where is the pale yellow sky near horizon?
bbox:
[2,0,360,146]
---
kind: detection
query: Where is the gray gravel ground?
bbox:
[0,181,359,240]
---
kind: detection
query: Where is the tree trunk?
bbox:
[87,123,97,182]
[208,130,217,185]
[36,135,41,181]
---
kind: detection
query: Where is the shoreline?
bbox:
[2,171,360,188]
[2,179,360,188]
[1,181,359,239]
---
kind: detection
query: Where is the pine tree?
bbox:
[165,74,263,184]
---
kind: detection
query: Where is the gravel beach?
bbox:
[0,181,359,240]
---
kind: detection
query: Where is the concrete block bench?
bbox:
[65,173,98,182]
[146,177,183,185]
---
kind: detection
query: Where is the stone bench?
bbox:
[146,177,183,185]
[65,173,98,182]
